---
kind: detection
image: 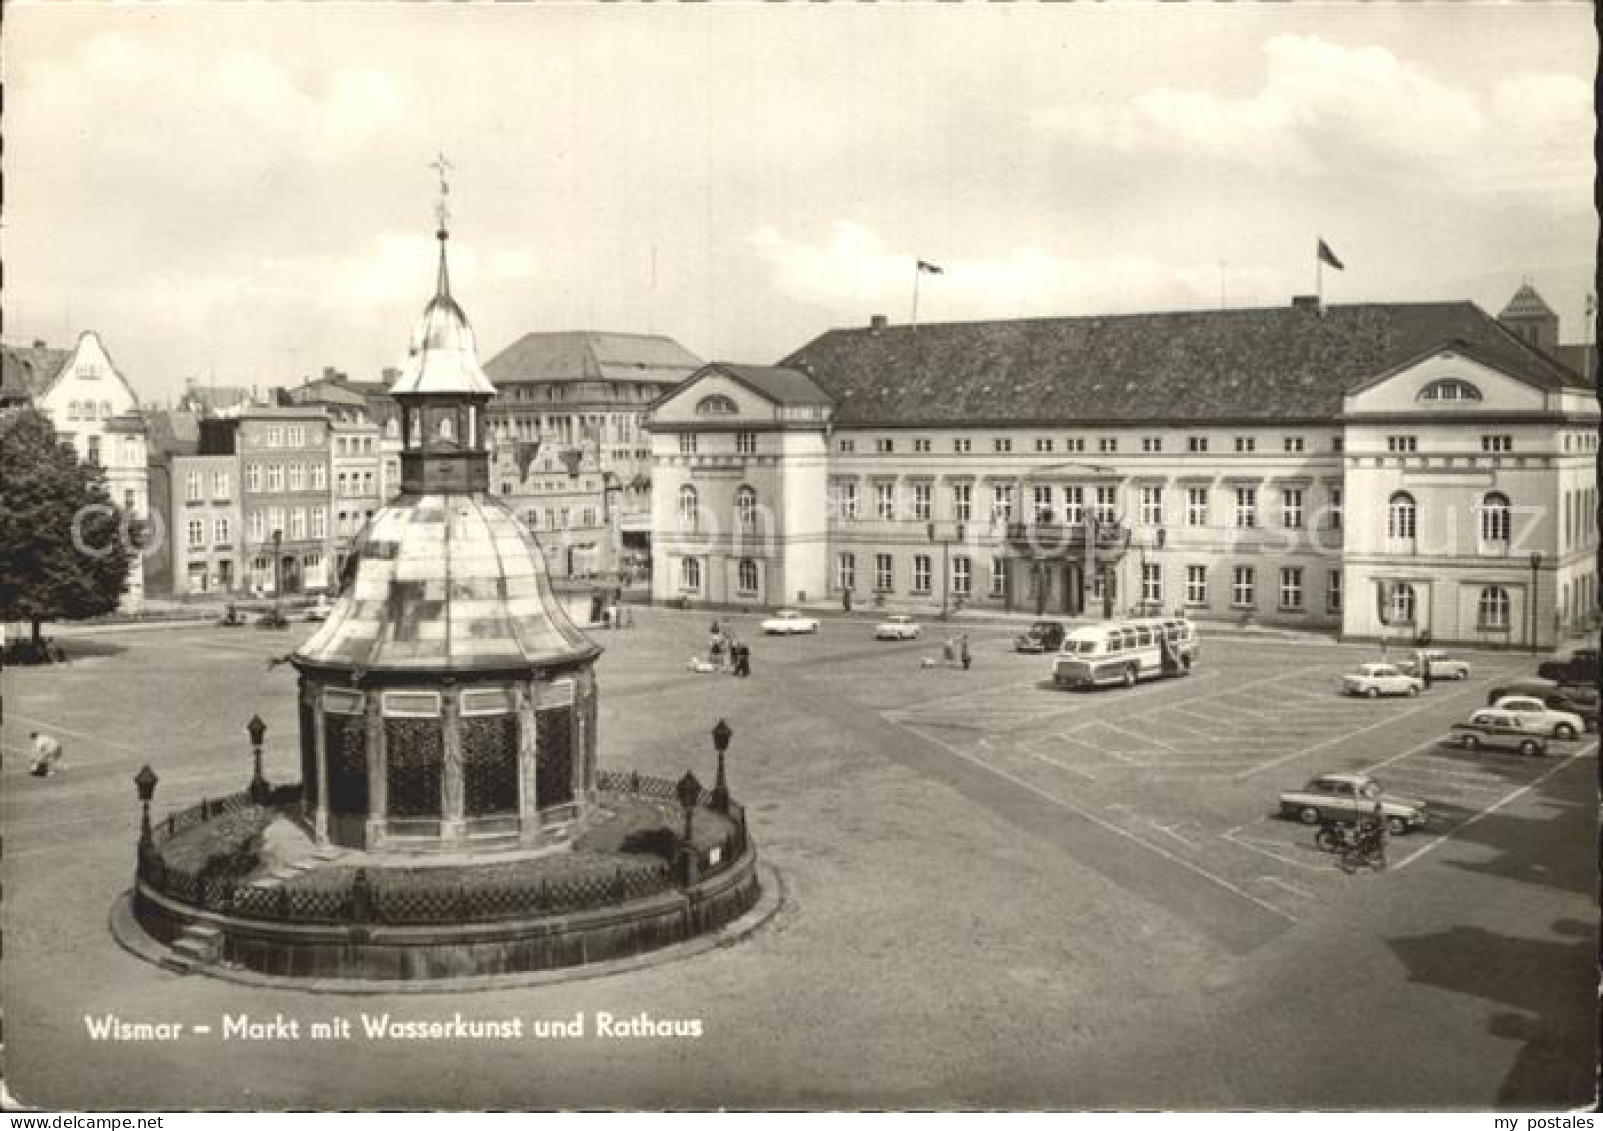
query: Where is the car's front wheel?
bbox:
[1555,723,1578,740]
[1386,816,1409,836]
[1519,739,1542,757]
[1297,806,1322,825]
[1366,687,1380,699]
[1407,685,1420,698]
[1461,733,1480,750]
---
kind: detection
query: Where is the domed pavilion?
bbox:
[290,217,602,852]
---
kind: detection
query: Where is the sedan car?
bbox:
[761,609,821,635]
[1487,680,1598,732]
[1341,663,1423,698]
[1488,695,1586,740]
[1278,773,1428,835]
[1398,649,1471,680]
[1449,709,1550,757]
[873,615,921,641]
[1014,620,1067,654]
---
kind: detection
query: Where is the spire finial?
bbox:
[428,151,453,239]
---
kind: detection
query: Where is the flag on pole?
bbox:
[917,259,945,275]
[1317,239,1345,271]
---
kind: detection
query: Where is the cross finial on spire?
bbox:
[428,152,453,237]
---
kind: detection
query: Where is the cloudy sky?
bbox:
[6,4,1595,404]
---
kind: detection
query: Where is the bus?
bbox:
[1051,617,1198,689]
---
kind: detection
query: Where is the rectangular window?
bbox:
[247,464,262,493]
[1093,485,1117,524]
[993,438,1012,454]
[990,556,1007,598]
[838,482,859,520]
[250,510,265,543]
[736,432,757,455]
[1234,436,1256,453]
[1034,485,1054,524]
[1232,565,1256,608]
[1186,487,1208,527]
[212,471,231,498]
[1098,437,1118,454]
[290,508,307,540]
[1142,562,1162,604]
[837,553,856,592]
[267,507,285,537]
[1329,485,1343,530]
[1234,486,1256,528]
[1481,435,1513,453]
[839,438,855,454]
[267,427,283,448]
[186,472,203,502]
[87,436,101,465]
[1332,435,1345,453]
[214,517,230,545]
[876,553,894,592]
[1387,435,1418,454]
[953,438,971,454]
[952,556,972,597]
[1281,488,1304,529]
[1035,438,1054,453]
[1283,436,1305,453]
[1186,565,1207,606]
[1142,437,1162,453]
[311,507,327,539]
[267,465,285,492]
[1188,436,1208,454]
[1065,438,1085,453]
[1279,567,1303,610]
[913,438,931,453]
[311,465,326,490]
[1326,569,1342,614]
[187,519,205,548]
[912,555,932,594]
[289,464,305,492]
[1140,486,1163,526]
[912,483,932,521]
[876,438,894,454]
[876,482,896,521]
[679,434,698,455]
[1063,486,1083,526]
[952,483,972,523]
[991,483,1014,523]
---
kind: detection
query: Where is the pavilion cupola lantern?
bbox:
[288,160,603,852]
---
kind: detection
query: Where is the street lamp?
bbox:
[134,764,159,846]
[1529,552,1544,655]
[246,714,269,803]
[711,719,733,812]
[271,528,284,612]
[675,770,703,886]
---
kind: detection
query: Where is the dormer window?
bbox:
[1418,379,1482,402]
[696,394,738,416]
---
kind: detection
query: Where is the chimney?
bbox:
[869,314,888,331]
[382,367,401,387]
[323,366,338,381]
[1291,295,1320,310]
[31,339,46,349]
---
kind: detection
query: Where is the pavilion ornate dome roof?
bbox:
[293,493,599,675]
[387,240,497,398]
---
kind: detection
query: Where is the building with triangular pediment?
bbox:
[647,287,1597,649]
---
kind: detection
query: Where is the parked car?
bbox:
[1278,773,1428,835]
[1341,663,1423,698]
[1537,647,1598,686]
[1486,679,1598,732]
[1486,695,1585,740]
[1449,709,1550,756]
[1397,649,1471,680]
[1014,620,1067,653]
[874,615,921,641]
[761,609,821,635]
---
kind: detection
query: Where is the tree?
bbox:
[0,409,134,652]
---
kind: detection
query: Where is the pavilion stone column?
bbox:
[364,688,387,851]
[515,683,540,846]
[572,671,590,805]
[308,681,330,844]
[441,687,466,845]
[581,668,598,801]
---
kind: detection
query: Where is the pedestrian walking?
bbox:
[842,588,853,615]
[710,633,724,667]
[960,633,972,671]
[943,637,956,668]
[735,641,751,677]
[29,731,64,777]
[1415,649,1433,691]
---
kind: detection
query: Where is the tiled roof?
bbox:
[0,343,71,402]
[701,363,834,407]
[778,302,1588,426]
[1555,344,1596,383]
[484,331,703,387]
[1499,283,1558,321]
[293,493,600,674]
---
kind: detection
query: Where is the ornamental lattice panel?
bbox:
[535,706,573,809]
[461,714,519,817]
[323,712,367,815]
[385,717,443,818]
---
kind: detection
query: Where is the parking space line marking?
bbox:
[888,716,1298,923]
[1256,875,1318,900]
[1391,740,1598,872]
[1023,747,1099,781]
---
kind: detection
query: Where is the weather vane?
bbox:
[428,151,453,234]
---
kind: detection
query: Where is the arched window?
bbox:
[695,394,738,416]
[735,485,758,527]
[738,558,759,593]
[1387,492,1417,540]
[1418,379,1483,402]
[680,557,702,591]
[678,485,699,530]
[1479,492,1511,543]
[1477,586,1510,630]
[1388,582,1416,626]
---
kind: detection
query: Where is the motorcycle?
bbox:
[1315,822,1388,874]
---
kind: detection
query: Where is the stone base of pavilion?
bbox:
[115,775,762,983]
